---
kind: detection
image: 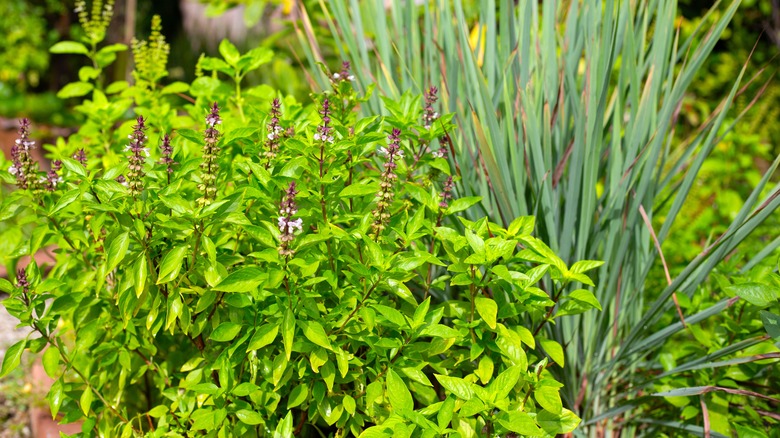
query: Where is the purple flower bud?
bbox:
[73,149,88,167]
[45,160,63,192]
[16,269,29,294]
[371,128,404,239]
[125,116,148,197]
[439,176,454,209]
[278,182,302,257]
[198,102,222,206]
[157,133,176,175]
[9,118,40,190]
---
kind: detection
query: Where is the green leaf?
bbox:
[387,369,414,412]
[213,267,266,292]
[275,411,293,438]
[489,366,521,401]
[57,82,93,99]
[535,385,563,414]
[434,374,474,400]
[339,181,380,198]
[50,41,90,55]
[210,322,242,342]
[232,382,259,397]
[247,323,279,351]
[219,39,241,66]
[447,196,482,214]
[50,189,81,214]
[759,311,780,340]
[537,408,580,434]
[133,255,147,298]
[567,289,602,311]
[160,81,190,95]
[48,379,64,419]
[236,409,264,426]
[343,394,356,415]
[497,411,542,435]
[157,245,189,284]
[0,339,26,378]
[569,260,605,274]
[539,338,565,367]
[106,232,130,273]
[287,384,308,409]
[148,405,169,418]
[474,297,497,329]
[80,387,93,416]
[373,304,408,328]
[282,309,295,360]
[727,282,779,308]
[0,278,12,293]
[42,347,59,378]
[299,320,332,350]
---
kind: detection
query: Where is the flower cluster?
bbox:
[75,0,114,44]
[45,160,63,192]
[331,61,355,82]
[125,116,149,197]
[8,118,39,190]
[15,269,29,295]
[278,182,303,257]
[198,102,222,206]
[73,149,88,167]
[131,14,170,89]
[158,133,176,176]
[439,176,454,209]
[422,86,440,130]
[313,98,334,144]
[371,128,404,238]
[264,98,284,165]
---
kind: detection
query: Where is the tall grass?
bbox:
[297,0,780,435]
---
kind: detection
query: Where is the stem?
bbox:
[332,277,381,336]
[234,74,246,122]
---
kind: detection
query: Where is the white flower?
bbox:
[9,165,18,175]
[378,147,388,156]
[313,133,321,141]
[333,73,341,79]
[290,218,303,231]
[432,149,445,158]
[348,75,355,81]
[268,133,276,140]
[327,136,334,143]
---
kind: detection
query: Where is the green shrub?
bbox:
[298,0,780,435]
[0,10,602,437]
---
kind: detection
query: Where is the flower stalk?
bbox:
[126,116,149,197]
[197,102,222,206]
[278,182,302,258]
[371,128,404,239]
[9,118,39,190]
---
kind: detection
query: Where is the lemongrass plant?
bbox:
[297,0,780,435]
